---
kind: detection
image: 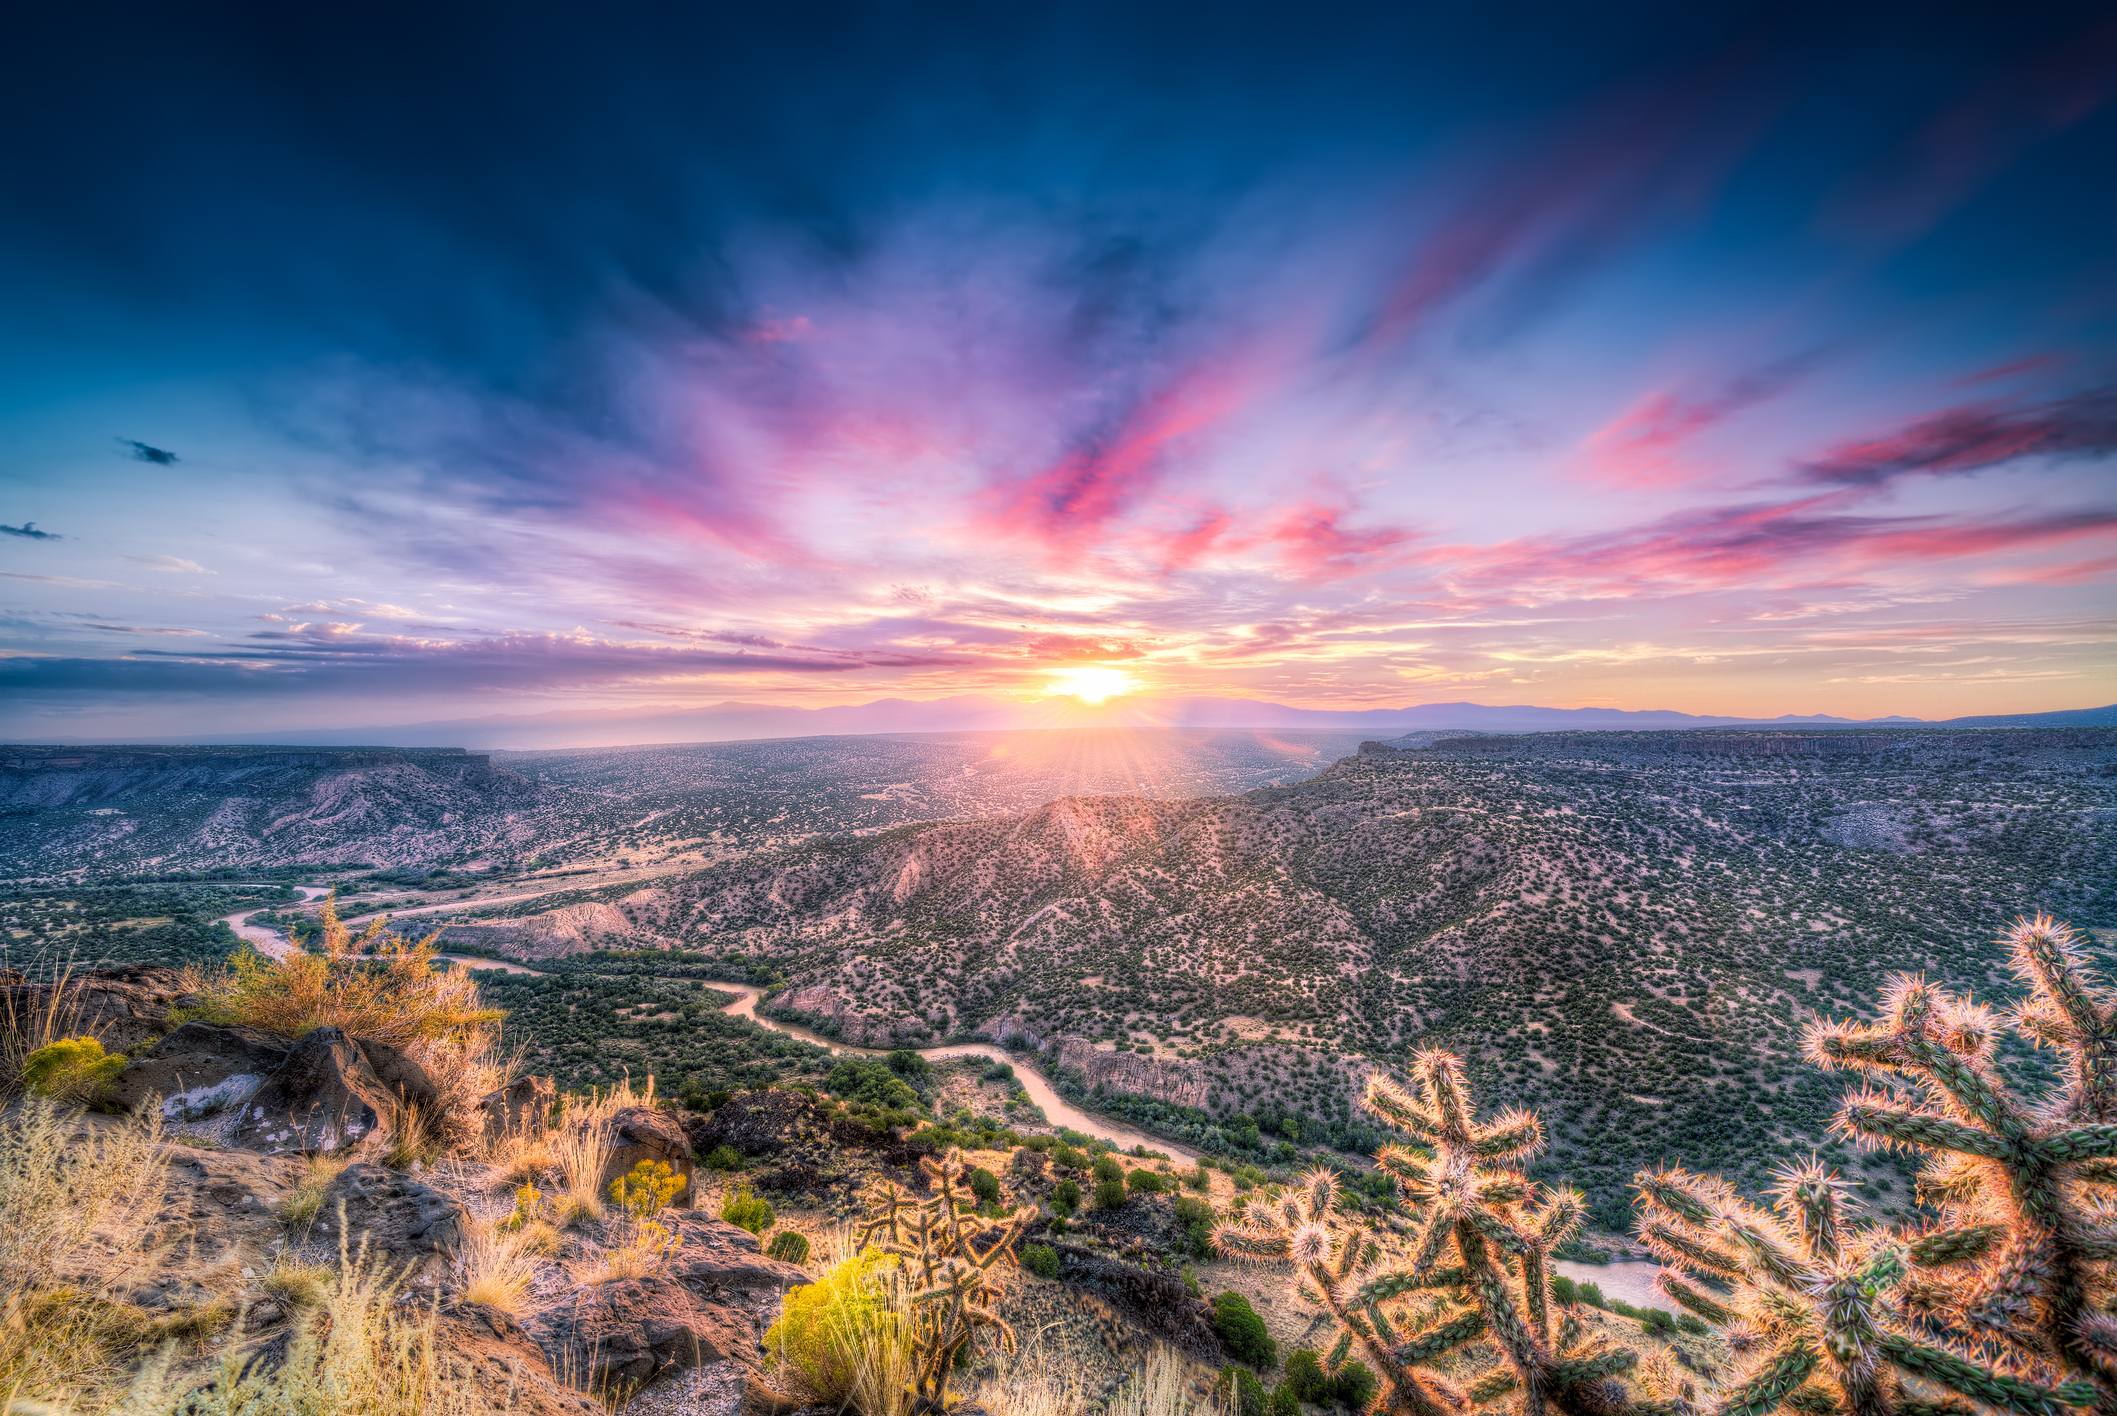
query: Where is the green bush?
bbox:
[825,1057,920,1110]
[1049,1216,1067,1237]
[1184,1164,1210,1191]
[721,1184,775,1235]
[1212,1290,1276,1371]
[1216,1365,1266,1416]
[703,1144,743,1171]
[968,1167,1001,1204]
[1051,1146,1086,1171]
[1265,1386,1298,1416]
[1052,1179,1082,1210]
[1021,1243,1060,1279]
[766,1230,810,1264]
[1550,1273,1579,1306]
[1094,1178,1128,1210]
[22,1037,127,1103]
[1173,1195,1213,1226]
[1283,1351,1329,1403]
[1092,1155,1125,1184]
[1335,1361,1378,1411]
[1126,1167,1164,1194]
[762,1248,903,1405]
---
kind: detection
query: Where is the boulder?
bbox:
[232,1026,392,1153]
[684,1089,832,1159]
[534,1275,761,1394]
[602,1105,696,1208]
[108,1021,292,1121]
[0,964,197,1052]
[1009,1147,1048,1179]
[475,1073,555,1143]
[436,1302,604,1416]
[662,1214,811,1300]
[353,1036,439,1108]
[316,1162,464,1259]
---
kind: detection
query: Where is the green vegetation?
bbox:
[473,967,833,1098]
[20,1037,125,1103]
[762,1247,903,1408]
[1020,1242,1059,1279]
[1215,915,2117,1416]
[765,1230,810,1264]
[720,1184,774,1236]
[1210,1290,1275,1372]
[0,881,291,971]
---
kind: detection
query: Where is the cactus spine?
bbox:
[1804,917,2117,1395]
[1215,1049,1635,1416]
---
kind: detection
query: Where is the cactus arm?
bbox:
[1471,1369,1523,1404]
[1655,1273,1736,1325]
[1906,1224,2007,1267]
[1715,1341,1821,1416]
[1476,1111,1544,1158]
[1393,1310,1488,1365]
[2038,1125,2117,1162]
[1549,1348,1640,1383]
[1878,1333,2096,1416]
[1638,1220,1747,1280]
[1833,1098,2012,1158]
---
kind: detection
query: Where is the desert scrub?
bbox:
[551,1121,611,1225]
[722,1183,775,1235]
[261,1254,333,1311]
[764,1247,907,1410]
[767,1229,811,1264]
[119,1241,484,1415]
[180,893,501,1052]
[21,1037,127,1104]
[0,1100,169,1402]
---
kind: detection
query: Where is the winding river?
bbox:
[432,957,1197,1162]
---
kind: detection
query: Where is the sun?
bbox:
[1047,667,1137,703]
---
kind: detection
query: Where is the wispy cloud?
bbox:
[0,522,61,541]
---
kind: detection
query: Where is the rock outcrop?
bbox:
[602,1105,696,1206]
[475,1073,556,1143]
[534,1275,760,1394]
[318,1163,466,1262]
[106,1020,291,1120]
[0,963,197,1052]
[232,1026,395,1153]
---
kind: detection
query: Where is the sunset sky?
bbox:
[2,2,2113,740]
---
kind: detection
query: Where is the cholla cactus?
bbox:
[1215,1050,1634,1416]
[1635,1160,2094,1416]
[856,1147,1037,1415]
[1804,918,2117,1391]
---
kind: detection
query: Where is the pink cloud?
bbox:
[1800,386,2117,487]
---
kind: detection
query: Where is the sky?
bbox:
[2,0,2114,740]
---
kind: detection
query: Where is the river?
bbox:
[432,956,1196,1162]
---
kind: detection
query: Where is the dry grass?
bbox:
[0,960,98,1100]
[383,1099,440,1170]
[966,1333,1089,1416]
[0,1099,173,1406]
[280,1155,351,1227]
[589,1220,678,1284]
[1104,1347,1210,1416]
[550,1122,612,1226]
[115,1242,490,1415]
[488,1131,553,1191]
[261,1255,333,1312]
[453,1213,536,1316]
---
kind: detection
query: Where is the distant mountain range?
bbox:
[39,694,2117,750]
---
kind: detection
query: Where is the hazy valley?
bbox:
[8,724,2112,1230]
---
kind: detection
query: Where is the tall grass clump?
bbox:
[117,1240,485,1415]
[0,1098,169,1403]
[453,1212,537,1316]
[1,960,95,1100]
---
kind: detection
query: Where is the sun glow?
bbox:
[1046,667,1137,703]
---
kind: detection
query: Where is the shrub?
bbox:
[1550,1272,1579,1306]
[721,1184,775,1235]
[967,1167,1001,1204]
[20,1037,125,1104]
[1184,1164,1210,1191]
[1283,1349,1329,1402]
[1216,1364,1266,1416]
[1093,1178,1127,1210]
[703,1144,743,1171]
[1126,1167,1164,1194]
[1052,1179,1081,1210]
[1333,1360,1377,1411]
[767,1230,811,1264]
[1049,1216,1067,1237]
[608,1159,684,1220]
[1021,1243,1059,1279]
[1091,1154,1125,1184]
[763,1248,905,1408]
[1051,1145,1086,1171]
[1211,1290,1276,1371]
[1265,1386,1299,1416]
[826,1057,920,1111]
